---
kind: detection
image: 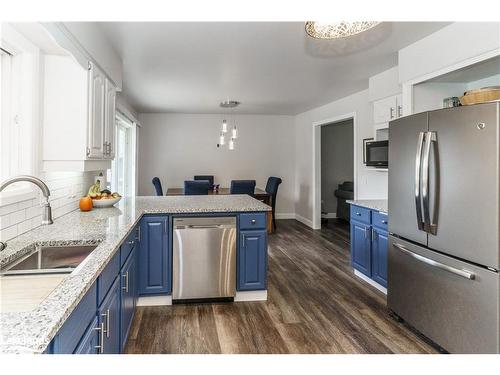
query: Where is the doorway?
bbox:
[312,113,357,230]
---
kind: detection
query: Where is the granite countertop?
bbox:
[0,195,270,353]
[347,199,388,213]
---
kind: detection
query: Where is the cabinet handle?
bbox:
[122,271,129,293]
[355,212,361,216]
[136,226,141,242]
[397,105,402,118]
[390,107,395,119]
[242,234,246,248]
[381,220,388,224]
[251,219,256,224]
[94,323,105,354]
[127,240,135,245]
[363,227,369,239]
[101,309,110,338]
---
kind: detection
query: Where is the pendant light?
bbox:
[218,99,240,149]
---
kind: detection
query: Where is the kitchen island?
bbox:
[0,195,271,354]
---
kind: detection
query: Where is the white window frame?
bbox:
[110,111,136,197]
[0,23,41,206]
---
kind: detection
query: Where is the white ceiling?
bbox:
[97,22,449,115]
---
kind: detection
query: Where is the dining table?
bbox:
[165,187,274,233]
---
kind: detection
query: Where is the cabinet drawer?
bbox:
[239,213,267,230]
[350,205,371,224]
[98,251,120,306]
[120,229,137,267]
[372,211,388,231]
[53,283,97,354]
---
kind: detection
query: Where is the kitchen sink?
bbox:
[1,244,98,276]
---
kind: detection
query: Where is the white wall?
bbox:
[321,120,354,215]
[294,89,388,225]
[137,113,296,216]
[399,23,500,84]
[369,66,400,102]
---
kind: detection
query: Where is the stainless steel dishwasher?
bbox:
[172,216,236,301]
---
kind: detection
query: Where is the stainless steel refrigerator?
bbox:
[388,102,500,354]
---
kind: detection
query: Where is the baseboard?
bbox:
[234,290,268,302]
[354,270,387,294]
[137,295,172,306]
[275,213,296,219]
[295,214,314,228]
[321,212,337,219]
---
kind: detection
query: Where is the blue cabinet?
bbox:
[237,229,267,291]
[98,276,121,354]
[350,205,388,289]
[138,216,171,295]
[350,221,372,277]
[74,317,99,354]
[371,226,388,287]
[120,246,137,351]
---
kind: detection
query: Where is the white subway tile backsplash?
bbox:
[0,203,19,216]
[0,214,11,228]
[8,210,26,226]
[0,225,18,241]
[0,171,98,242]
[26,205,42,219]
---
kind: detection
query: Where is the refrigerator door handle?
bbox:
[415,132,425,230]
[422,131,437,235]
[392,242,475,280]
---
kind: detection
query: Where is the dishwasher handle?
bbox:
[175,224,234,229]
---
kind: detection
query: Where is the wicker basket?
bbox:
[460,86,500,106]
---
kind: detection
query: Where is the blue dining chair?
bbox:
[184,180,210,195]
[152,177,163,196]
[230,180,256,197]
[194,175,214,186]
[265,177,282,231]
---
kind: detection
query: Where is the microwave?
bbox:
[364,140,388,168]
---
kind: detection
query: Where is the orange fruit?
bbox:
[79,196,93,212]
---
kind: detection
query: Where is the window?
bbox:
[0,24,39,199]
[1,47,22,183]
[109,111,136,197]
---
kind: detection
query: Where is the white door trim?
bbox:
[312,112,357,230]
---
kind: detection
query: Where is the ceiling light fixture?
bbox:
[305,21,380,39]
[218,100,240,150]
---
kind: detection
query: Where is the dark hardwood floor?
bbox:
[125,219,438,354]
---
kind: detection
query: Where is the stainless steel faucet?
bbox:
[0,175,53,225]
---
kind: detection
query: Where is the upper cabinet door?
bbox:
[87,63,106,159]
[374,95,398,124]
[104,78,116,159]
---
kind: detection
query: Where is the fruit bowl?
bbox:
[92,196,122,208]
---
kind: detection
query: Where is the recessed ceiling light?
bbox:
[220,100,241,108]
[305,21,380,39]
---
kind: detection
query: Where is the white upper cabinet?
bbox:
[43,55,117,171]
[104,78,117,159]
[373,94,403,125]
[87,62,106,159]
